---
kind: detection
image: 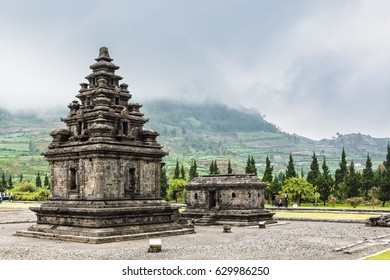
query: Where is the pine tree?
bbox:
[180,164,186,180]
[319,157,333,205]
[173,159,180,179]
[36,171,42,187]
[250,155,257,176]
[1,172,7,191]
[285,153,297,179]
[44,174,50,187]
[245,154,257,175]
[8,174,13,189]
[362,153,375,200]
[209,160,215,175]
[262,155,273,183]
[334,148,348,200]
[0,172,6,192]
[227,159,233,174]
[307,152,320,188]
[214,160,220,174]
[345,160,361,198]
[19,173,23,183]
[245,155,251,174]
[189,159,199,180]
[379,143,390,206]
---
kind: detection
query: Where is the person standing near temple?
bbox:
[271,192,276,207]
[284,192,289,207]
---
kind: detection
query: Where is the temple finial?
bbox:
[96,47,113,61]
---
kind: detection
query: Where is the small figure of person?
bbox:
[271,192,276,207]
[9,192,13,202]
[284,192,289,207]
[277,198,283,207]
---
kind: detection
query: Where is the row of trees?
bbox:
[163,146,390,207]
[0,171,49,192]
[262,147,390,206]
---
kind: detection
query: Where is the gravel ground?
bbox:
[1,206,390,260]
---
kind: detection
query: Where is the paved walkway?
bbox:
[1,204,389,260]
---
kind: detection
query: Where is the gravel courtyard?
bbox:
[1,205,389,260]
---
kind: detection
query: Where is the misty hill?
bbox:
[0,101,389,180]
[142,100,278,133]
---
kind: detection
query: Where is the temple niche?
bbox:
[182,174,275,226]
[15,47,194,243]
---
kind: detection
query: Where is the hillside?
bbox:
[0,100,389,181]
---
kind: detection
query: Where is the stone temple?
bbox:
[15,47,194,243]
[182,174,275,226]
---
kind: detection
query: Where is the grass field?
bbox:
[363,249,390,260]
[0,202,40,208]
[273,211,377,220]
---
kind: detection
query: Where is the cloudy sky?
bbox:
[1,0,390,140]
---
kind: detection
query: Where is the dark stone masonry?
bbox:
[182,174,275,225]
[366,214,390,227]
[15,47,195,243]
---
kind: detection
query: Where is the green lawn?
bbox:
[364,249,390,260]
[273,211,377,220]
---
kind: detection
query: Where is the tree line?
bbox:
[162,145,390,207]
[0,170,50,197]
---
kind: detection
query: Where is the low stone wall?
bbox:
[366,214,390,227]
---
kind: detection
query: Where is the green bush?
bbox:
[35,187,50,200]
[12,187,50,201]
[15,181,36,192]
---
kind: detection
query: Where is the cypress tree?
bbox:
[250,155,257,176]
[44,174,50,187]
[362,153,375,200]
[227,159,233,174]
[180,164,186,180]
[345,160,361,198]
[307,152,320,188]
[245,155,251,174]
[245,154,257,175]
[19,173,23,183]
[174,159,180,179]
[209,160,215,175]
[214,160,220,174]
[379,143,390,206]
[189,159,199,180]
[286,153,297,179]
[334,148,348,200]
[0,172,6,192]
[1,172,7,190]
[262,155,273,183]
[8,174,13,189]
[36,171,42,187]
[319,157,333,205]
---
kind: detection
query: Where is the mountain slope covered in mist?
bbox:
[0,100,389,179]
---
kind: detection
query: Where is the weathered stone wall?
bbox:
[219,188,263,209]
[186,187,264,210]
[49,156,160,200]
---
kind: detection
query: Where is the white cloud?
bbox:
[1,0,390,140]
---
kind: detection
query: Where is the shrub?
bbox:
[328,195,337,207]
[346,197,364,208]
[35,187,50,200]
[15,181,36,192]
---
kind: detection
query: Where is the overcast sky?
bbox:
[1,0,390,140]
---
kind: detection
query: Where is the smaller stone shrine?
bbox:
[182,174,275,226]
[15,47,194,243]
